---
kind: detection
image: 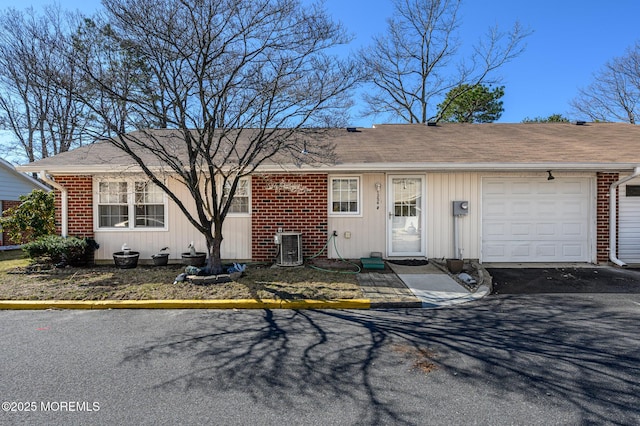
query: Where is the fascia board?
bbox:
[254,162,640,173]
[17,165,147,174]
[17,161,640,175]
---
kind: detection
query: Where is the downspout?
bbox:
[609,167,640,267]
[39,171,68,238]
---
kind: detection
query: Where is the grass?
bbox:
[0,251,363,301]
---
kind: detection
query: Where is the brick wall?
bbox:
[1,200,22,245]
[52,175,94,238]
[596,172,618,263]
[251,174,328,262]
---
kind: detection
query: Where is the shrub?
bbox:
[22,236,90,266]
[0,190,55,244]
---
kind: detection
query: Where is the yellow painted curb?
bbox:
[0,299,371,310]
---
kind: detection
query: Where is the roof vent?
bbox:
[346,127,359,132]
[575,120,586,125]
[427,121,437,127]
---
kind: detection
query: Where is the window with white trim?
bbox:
[97,179,167,229]
[134,181,165,227]
[98,182,129,228]
[223,178,250,215]
[330,176,361,215]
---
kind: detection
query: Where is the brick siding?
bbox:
[251,174,328,262]
[596,172,619,263]
[52,175,94,238]
[1,200,22,245]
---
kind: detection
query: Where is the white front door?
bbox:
[388,176,425,257]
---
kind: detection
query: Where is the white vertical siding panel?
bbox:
[426,172,481,260]
[221,218,251,260]
[328,172,481,260]
[328,173,386,259]
[426,173,441,258]
[94,177,250,262]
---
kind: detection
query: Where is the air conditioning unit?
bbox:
[276,232,303,267]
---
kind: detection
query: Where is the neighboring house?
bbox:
[16,122,640,266]
[0,158,51,246]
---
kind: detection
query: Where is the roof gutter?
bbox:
[609,167,640,267]
[39,171,68,238]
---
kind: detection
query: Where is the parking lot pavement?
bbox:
[488,265,640,294]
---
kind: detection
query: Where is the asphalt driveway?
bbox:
[488,266,640,294]
[2,295,639,425]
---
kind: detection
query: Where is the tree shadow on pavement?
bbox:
[122,295,640,425]
[489,267,640,294]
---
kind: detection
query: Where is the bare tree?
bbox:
[361,0,529,123]
[70,16,153,135]
[66,0,360,272]
[0,6,90,162]
[571,42,640,124]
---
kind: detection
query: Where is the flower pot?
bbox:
[113,251,140,269]
[152,253,169,266]
[181,252,207,267]
[446,258,464,274]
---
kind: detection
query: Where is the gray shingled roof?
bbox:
[18,122,640,173]
[333,123,640,166]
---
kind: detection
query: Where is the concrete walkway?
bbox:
[356,272,423,308]
[358,262,490,308]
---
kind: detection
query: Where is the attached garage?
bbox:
[482,177,594,263]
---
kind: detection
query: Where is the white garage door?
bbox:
[482,178,592,262]
[619,182,640,263]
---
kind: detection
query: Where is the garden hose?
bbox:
[306,234,361,274]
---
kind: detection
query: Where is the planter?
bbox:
[446,258,464,274]
[113,251,140,269]
[181,252,207,267]
[152,253,169,266]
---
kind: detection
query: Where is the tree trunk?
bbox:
[207,228,224,275]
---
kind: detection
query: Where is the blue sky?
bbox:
[2,0,640,127]
[328,0,640,125]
